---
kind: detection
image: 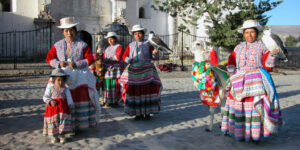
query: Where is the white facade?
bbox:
[49,0,127,41]
[125,0,169,35]
[2,0,298,56]
[0,0,40,32]
[0,0,126,38]
[49,0,107,41]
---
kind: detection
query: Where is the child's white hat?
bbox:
[50,68,69,77]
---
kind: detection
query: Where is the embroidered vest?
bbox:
[104,44,121,61]
[54,38,87,62]
[235,40,266,71]
[50,85,66,99]
[128,40,152,62]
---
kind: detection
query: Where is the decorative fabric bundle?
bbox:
[192,61,219,107]
[62,67,101,123]
[95,67,104,90]
[192,61,217,91]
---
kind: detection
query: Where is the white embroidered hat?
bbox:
[57,17,79,29]
[130,24,147,33]
[105,32,118,39]
[238,20,263,33]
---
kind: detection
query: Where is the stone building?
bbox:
[1,0,299,60]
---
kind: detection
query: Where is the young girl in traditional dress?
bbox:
[43,68,74,144]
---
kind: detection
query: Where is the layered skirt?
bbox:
[103,62,122,104]
[70,85,96,131]
[103,79,121,104]
[119,62,162,116]
[43,98,73,137]
[221,68,282,141]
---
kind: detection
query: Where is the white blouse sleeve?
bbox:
[65,88,74,105]
[43,83,53,104]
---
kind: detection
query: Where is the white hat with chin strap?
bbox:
[238,20,263,33]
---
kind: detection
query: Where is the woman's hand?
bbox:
[152,49,159,54]
[50,100,57,106]
[270,48,280,56]
[68,62,76,70]
[60,61,68,68]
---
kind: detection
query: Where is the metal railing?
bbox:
[0,26,52,69]
[0,27,209,70]
[91,30,209,61]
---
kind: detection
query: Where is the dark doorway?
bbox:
[76,30,93,49]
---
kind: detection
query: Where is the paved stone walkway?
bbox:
[0,70,300,150]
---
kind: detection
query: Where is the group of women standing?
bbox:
[43,16,282,144]
[99,24,162,119]
[43,17,162,143]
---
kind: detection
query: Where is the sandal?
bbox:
[59,135,66,144]
[51,137,58,144]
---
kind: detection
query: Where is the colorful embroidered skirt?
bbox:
[103,78,121,104]
[70,85,96,131]
[119,62,162,86]
[221,94,263,141]
[43,98,73,137]
[221,68,282,141]
[104,63,122,79]
[122,83,161,116]
[119,62,162,116]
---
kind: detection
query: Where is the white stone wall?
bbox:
[116,0,126,18]
[125,0,168,35]
[49,0,113,41]
[0,0,39,32]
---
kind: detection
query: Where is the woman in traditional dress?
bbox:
[221,20,282,142]
[119,24,162,119]
[46,17,101,133]
[102,32,123,106]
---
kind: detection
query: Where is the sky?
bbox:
[257,0,300,25]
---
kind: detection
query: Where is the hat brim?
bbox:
[50,74,69,77]
[130,28,147,34]
[105,35,119,39]
[57,23,79,29]
[238,25,263,33]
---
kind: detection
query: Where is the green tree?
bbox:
[285,35,296,47]
[153,0,282,51]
